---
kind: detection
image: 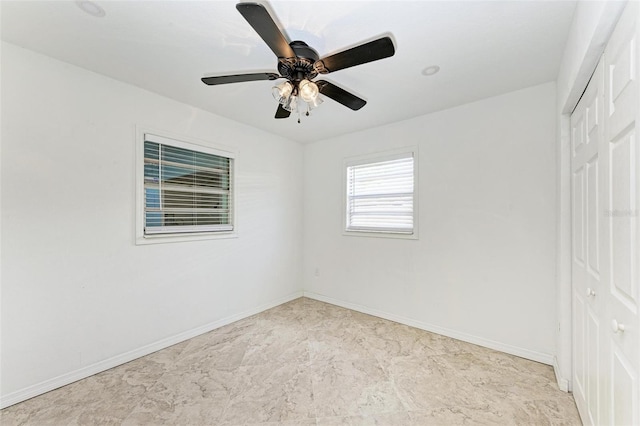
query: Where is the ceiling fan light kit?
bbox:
[201,2,396,122]
[272,78,320,118]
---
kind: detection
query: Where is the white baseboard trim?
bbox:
[0,291,303,409]
[553,356,571,392]
[303,291,555,366]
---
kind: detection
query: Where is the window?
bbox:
[137,131,235,243]
[345,150,417,237]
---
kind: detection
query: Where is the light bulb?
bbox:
[272,81,293,104]
[298,79,319,102]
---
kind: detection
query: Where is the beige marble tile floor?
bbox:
[1,297,581,425]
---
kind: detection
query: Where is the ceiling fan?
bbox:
[201,2,396,121]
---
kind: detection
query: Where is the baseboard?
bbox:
[553,356,571,392]
[0,291,303,409]
[304,291,555,366]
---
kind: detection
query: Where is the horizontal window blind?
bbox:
[144,138,233,235]
[346,154,414,233]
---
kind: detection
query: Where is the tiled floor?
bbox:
[1,297,581,425]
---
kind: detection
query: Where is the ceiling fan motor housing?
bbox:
[278,41,319,82]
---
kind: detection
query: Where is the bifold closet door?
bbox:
[571,54,605,426]
[603,1,639,424]
[571,2,640,425]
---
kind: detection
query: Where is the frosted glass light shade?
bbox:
[307,96,323,109]
[283,94,298,112]
[272,81,293,104]
[299,79,319,102]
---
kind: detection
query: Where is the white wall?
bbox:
[303,82,557,362]
[554,0,626,391]
[0,42,303,404]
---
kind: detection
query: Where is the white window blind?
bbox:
[143,136,233,235]
[346,153,414,234]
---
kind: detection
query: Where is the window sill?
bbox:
[342,230,418,240]
[136,231,238,245]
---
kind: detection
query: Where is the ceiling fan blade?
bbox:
[316,37,395,74]
[201,72,280,85]
[275,104,291,119]
[316,80,366,110]
[236,3,295,59]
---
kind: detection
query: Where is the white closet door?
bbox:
[572,56,605,426]
[572,2,640,425]
[604,1,639,425]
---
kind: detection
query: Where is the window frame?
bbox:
[135,127,237,245]
[342,147,419,240]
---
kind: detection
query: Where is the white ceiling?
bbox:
[1,0,576,143]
